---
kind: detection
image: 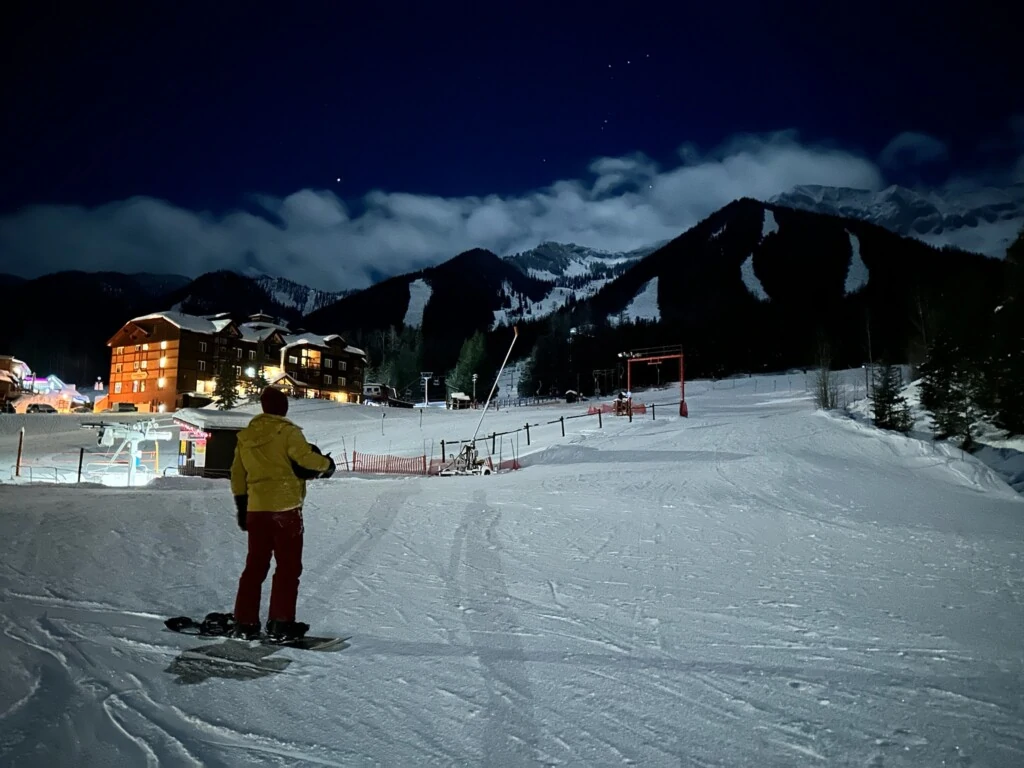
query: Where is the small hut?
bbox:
[173,408,254,478]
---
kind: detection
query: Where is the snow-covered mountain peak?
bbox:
[771,183,1024,257]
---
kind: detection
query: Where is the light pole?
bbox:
[472,373,478,404]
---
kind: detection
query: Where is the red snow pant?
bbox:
[233,509,304,626]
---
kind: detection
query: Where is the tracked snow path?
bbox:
[1,384,1022,766]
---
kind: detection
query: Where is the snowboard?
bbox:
[165,613,350,652]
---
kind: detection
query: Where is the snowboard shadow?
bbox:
[165,640,292,685]
[164,636,351,685]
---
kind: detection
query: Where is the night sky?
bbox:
[1,1,1021,288]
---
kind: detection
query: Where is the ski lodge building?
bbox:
[101,311,367,412]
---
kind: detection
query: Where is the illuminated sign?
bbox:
[174,420,210,441]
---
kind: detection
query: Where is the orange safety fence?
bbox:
[351,451,428,475]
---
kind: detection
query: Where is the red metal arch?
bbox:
[621,344,688,417]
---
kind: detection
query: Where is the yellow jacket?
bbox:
[230,413,332,512]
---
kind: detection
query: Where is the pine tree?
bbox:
[918,330,984,449]
[214,360,240,410]
[986,228,1024,434]
[870,363,912,433]
[446,331,487,398]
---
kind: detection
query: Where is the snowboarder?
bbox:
[230,386,335,640]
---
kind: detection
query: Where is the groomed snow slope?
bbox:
[1,382,1023,766]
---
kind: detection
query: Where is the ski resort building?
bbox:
[104,311,367,412]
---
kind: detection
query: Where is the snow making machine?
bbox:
[437,326,517,477]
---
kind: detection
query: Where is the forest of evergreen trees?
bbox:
[913,227,1024,446]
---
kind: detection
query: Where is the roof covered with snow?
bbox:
[238,321,291,343]
[172,407,254,430]
[130,311,234,336]
[282,332,346,351]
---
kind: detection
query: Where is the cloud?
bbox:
[879,131,949,170]
[0,132,885,292]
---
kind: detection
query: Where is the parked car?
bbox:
[26,403,58,414]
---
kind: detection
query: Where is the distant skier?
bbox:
[230,386,335,640]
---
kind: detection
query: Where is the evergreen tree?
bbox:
[446,331,487,398]
[985,228,1024,433]
[918,330,984,449]
[870,363,912,433]
[214,360,240,410]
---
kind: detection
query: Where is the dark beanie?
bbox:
[260,386,289,417]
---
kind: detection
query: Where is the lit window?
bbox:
[160,341,168,350]
[140,381,146,392]
[142,343,149,351]
[135,344,142,352]
[197,380,205,394]
[158,377,166,389]
[114,382,122,393]
[114,364,122,373]
[134,361,140,371]
[140,360,148,369]
[159,357,167,368]
[132,381,140,393]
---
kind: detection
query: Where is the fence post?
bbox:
[352,450,358,472]
[652,403,656,421]
[628,404,632,423]
[441,439,446,461]
[525,423,531,446]
[492,432,496,454]
[16,427,25,477]
[598,409,602,429]
[560,416,565,437]
[77,447,85,483]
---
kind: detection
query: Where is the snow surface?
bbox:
[1,377,1023,765]
[607,277,660,326]
[762,208,779,239]
[740,254,770,301]
[527,268,558,282]
[492,281,611,330]
[844,231,869,295]
[402,279,432,329]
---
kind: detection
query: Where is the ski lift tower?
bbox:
[81,418,175,487]
[420,372,433,406]
[617,344,689,417]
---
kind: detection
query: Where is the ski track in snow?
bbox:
[1,381,1022,765]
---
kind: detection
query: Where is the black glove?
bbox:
[321,454,337,479]
[234,495,248,531]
